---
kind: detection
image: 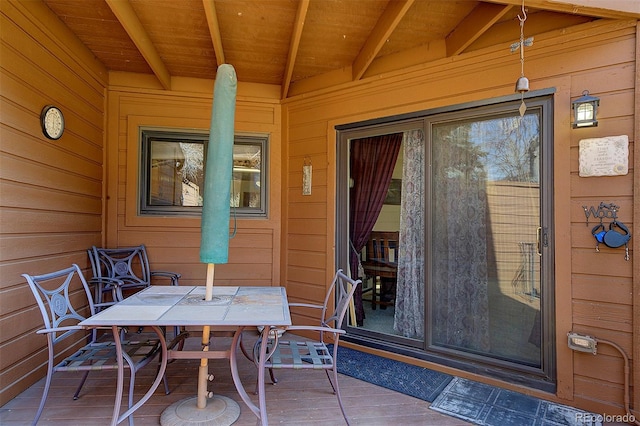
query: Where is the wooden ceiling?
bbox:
[41,0,639,98]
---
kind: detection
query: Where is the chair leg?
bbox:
[160,363,171,395]
[254,368,278,395]
[330,368,350,425]
[240,332,277,386]
[33,363,54,425]
[73,370,91,400]
[324,369,337,393]
[251,334,279,395]
[239,335,252,361]
[168,330,189,353]
[128,369,136,426]
[158,341,175,395]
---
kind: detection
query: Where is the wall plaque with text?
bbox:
[578,135,628,177]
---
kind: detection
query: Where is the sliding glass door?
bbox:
[428,106,547,370]
[337,93,555,388]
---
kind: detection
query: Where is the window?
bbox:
[140,128,268,217]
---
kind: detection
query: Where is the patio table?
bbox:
[80,284,291,426]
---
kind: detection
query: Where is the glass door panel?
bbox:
[339,122,426,348]
[430,112,542,367]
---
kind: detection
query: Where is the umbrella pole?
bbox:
[197,263,215,408]
[160,262,240,425]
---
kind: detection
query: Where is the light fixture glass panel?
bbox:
[576,103,593,123]
[572,90,599,128]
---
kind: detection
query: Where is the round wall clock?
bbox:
[40,105,65,140]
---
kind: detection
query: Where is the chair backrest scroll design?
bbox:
[90,245,151,287]
[23,264,95,344]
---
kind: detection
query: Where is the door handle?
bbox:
[536,227,542,256]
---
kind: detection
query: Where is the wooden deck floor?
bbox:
[1,331,471,425]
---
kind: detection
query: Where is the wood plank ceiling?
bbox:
[41,0,638,99]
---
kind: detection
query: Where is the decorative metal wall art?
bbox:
[584,202,631,260]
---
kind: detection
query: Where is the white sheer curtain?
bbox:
[393,129,425,339]
[431,123,490,353]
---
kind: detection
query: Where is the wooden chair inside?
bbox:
[361,231,399,310]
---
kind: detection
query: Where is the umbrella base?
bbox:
[160,395,240,426]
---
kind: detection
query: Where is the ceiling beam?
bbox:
[105,0,171,90]
[203,0,225,66]
[446,3,513,56]
[282,0,310,99]
[484,0,640,19]
[352,0,415,81]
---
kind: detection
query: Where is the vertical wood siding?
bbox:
[281,19,636,415]
[0,0,108,405]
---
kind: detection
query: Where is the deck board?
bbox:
[0,331,470,425]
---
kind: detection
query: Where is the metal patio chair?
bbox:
[88,244,181,308]
[253,269,361,425]
[23,264,165,426]
[89,244,185,345]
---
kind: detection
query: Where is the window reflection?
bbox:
[150,140,204,207]
[231,143,261,208]
[141,129,267,216]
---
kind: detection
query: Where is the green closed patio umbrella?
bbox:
[198,63,237,412]
[161,64,239,425]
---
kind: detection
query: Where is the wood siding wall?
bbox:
[281,19,636,415]
[0,0,108,405]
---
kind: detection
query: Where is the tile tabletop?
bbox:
[80,285,291,328]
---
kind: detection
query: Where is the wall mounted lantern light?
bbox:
[572,90,599,128]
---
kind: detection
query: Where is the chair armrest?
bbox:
[88,276,125,287]
[88,277,125,303]
[36,325,85,334]
[280,325,346,335]
[94,301,117,310]
[37,324,123,335]
[150,270,181,285]
[288,302,324,310]
[150,270,181,278]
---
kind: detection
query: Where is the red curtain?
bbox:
[349,132,403,325]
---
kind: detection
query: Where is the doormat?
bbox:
[430,377,602,426]
[333,345,453,402]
